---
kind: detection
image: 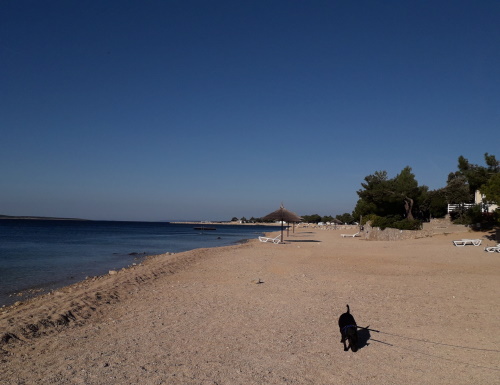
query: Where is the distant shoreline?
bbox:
[0,216,283,226]
[0,215,88,221]
[172,221,280,226]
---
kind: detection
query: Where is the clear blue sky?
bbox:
[1,1,498,221]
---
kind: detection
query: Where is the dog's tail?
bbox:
[346,304,350,313]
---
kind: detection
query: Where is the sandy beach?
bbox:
[1,227,499,384]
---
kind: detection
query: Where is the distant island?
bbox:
[0,215,88,221]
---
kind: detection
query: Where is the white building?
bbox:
[447,190,498,213]
[475,190,498,213]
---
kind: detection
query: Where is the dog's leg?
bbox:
[341,336,348,351]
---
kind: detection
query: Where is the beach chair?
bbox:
[484,244,500,252]
[470,239,482,246]
[453,239,482,247]
[341,231,360,238]
[258,234,282,244]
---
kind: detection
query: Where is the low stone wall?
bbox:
[362,219,469,241]
[361,225,433,241]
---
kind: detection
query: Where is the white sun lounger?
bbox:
[341,231,360,238]
[453,239,482,247]
[484,244,500,252]
[259,234,282,244]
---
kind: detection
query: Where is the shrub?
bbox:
[371,215,400,230]
[371,215,422,230]
[451,204,498,229]
[361,214,378,226]
[393,219,423,230]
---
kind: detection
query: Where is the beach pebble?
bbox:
[109,270,118,275]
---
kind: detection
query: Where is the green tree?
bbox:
[354,167,425,221]
[302,214,322,223]
[353,171,394,218]
[392,167,423,220]
[457,153,499,195]
[445,172,472,204]
[424,188,448,218]
[321,215,334,223]
[336,213,355,224]
[484,153,500,173]
[482,154,500,210]
[482,173,500,204]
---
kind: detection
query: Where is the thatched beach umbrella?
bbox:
[262,204,302,243]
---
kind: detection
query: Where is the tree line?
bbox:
[232,153,499,229]
[352,153,499,230]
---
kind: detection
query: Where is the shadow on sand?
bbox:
[356,327,372,350]
[285,240,322,243]
[484,228,500,242]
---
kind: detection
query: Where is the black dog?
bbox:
[338,304,359,352]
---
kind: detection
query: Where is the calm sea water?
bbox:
[0,220,280,307]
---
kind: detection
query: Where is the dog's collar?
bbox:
[342,325,356,334]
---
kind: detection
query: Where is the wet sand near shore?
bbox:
[1,228,499,384]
